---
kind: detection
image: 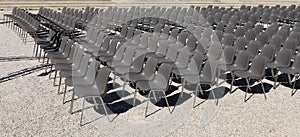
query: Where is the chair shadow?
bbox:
[93,98,141,115]
[238,82,273,94]
[0,56,37,62]
[0,64,50,83]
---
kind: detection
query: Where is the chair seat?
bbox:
[73,85,102,98]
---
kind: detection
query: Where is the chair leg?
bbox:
[69,91,75,114]
[193,84,200,107]
[145,92,151,117]
[53,70,57,86]
[122,76,126,97]
[112,74,116,88]
[58,77,62,94]
[133,86,138,106]
[230,72,235,93]
[92,97,99,110]
[80,97,86,126]
[244,78,251,102]
[181,79,185,98]
[292,75,299,96]
[260,80,267,100]
[99,97,111,122]
[161,90,171,113]
[272,69,278,89]
[210,84,218,105]
[62,84,68,104]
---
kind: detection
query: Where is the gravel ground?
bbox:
[0,13,300,137]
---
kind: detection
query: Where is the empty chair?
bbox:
[256,32,268,45]
[222,33,235,46]
[260,44,276,63]
[269,35,284,51]
[219,51,251,92]
[245,29,256,42]
[184,60,219,106]
[124,57,158,83]
[267,48,293,88]
[234,37,248,51]
[282,38,298,54]
[245,41,261,58]
[72,67,112,124]
[234,55,267,102]
[207,41,222,60]
[278,54,300,95]
[134,64,173,116]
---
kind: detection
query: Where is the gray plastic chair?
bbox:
[157,43,181,64]
[234,55,267,102]
[223,33,235,46]
[269,35,283,51]
[147,40,169,58]
[175,52,204,95]
[207,41,222,60]
[234,37,248,52]
[73,67,112,124]
[260,44,275,63]
[267,48,293,89]
[283,38,298,54]
[256,32,268,45]
[124,57,158,83]
[245,40,261,58]
[135,36,159,56]
[183,60,219,106]
[219,51,251,92]
[134,63,173,116]
[279,54,300,95]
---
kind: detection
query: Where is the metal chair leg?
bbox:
[161,91,171,113]
[193,84,200,107]
[80,97,86,126]
[99,97,111,122]
[58,77,62,94]
[69,92,75,114]
[260,80,267,100]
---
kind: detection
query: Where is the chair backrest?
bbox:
[143,57,159,77]
[130,54,146,73]
[235,50,251,70]
[175,47,190,68]
[222,46,236,64]
[156,40,169,55]
[165,43,181,61]
[269,35,283,51]
[249,55,267,77]
[177,31,189,45]
[293,54,300,72]
[207,41,222,60]
[86,59,101,81]
[246,40,260,57]
[168,28,179,43]
[260,44,275,62]
[201,60,218,82]
[223,33,235,46]
[256,32,268,45]
[188,52,204,74]
[186,35,197,51]
[275,48,293,67]
[154,63,173,90]
[96,67,111,95]
[109,44,126,63]
[283,38,298,53]
[234,37,248,51]
[77,53,92,74]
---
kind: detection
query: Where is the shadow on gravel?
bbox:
[0,56,37,62]
[0,64,50,83]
